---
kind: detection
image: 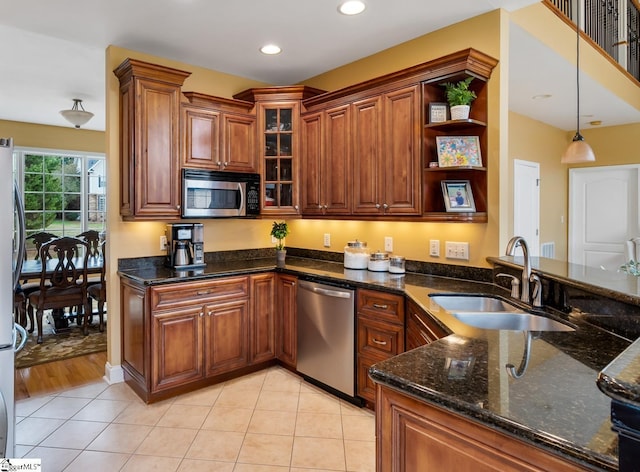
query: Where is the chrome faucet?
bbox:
[505,236,542,307]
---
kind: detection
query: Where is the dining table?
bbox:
[19,256,104,332]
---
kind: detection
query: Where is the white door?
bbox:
[513,159,540,257]
[569,165,640,269]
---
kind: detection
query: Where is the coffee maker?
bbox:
[166,223,206,269]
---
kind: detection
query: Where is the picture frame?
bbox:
[441,180,476,212]
[445,356,476,379]
[436,136,482,167]
[428,102,449,124]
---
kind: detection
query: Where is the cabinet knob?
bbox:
[383,203,389,210]
[323,205,327,210]
[375,203,381,209]
[199,312,204,317]
[294,205,299,211]
[318,205,322,209]
[217,161,222,167]
[223,162,229,167]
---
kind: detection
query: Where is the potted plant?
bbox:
[271,221,290,265]
[442,77,477,120]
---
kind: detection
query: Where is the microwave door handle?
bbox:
[237,182,245,215]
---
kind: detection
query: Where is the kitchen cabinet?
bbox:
[114,58,191,221]
[276,273,297,368]
[233,86,325,216]
[300,104,352,215]
[405,298,448,351]
[377,384,591,471]
[181,92,257,173]
[356,289,404,404]
[249,273,276,364]
[352,85,421,216]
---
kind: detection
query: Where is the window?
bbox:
[14,147,106,258]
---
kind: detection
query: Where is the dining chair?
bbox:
[87,240,106,332]
[75,230,103,326]
[27,236,91,343]
[21,231,58,333]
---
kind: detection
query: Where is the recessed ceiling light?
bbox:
[338,0,366,15]
[260,44,281,55]
[532,94,552,100]
[589,120,602,126]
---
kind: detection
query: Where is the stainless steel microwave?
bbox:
[182,169,260,218]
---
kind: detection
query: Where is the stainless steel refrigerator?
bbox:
[0,137,28,458]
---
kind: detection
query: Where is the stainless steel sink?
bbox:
[451,312,574,332]
[429,294,574,332]
[429,294,522,313]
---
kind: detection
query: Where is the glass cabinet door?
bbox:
[262,105,298,213]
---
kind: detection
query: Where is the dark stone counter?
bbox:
[118,250,640,471]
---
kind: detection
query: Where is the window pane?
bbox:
[24,193,44,211]
[44,156,62,174]
[24,155,43,173]
[24,173,42,189]
[64,175,81,192]
[44,174,62,192]
[44,193,63,211]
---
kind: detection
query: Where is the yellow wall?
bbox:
[1,119,104,152]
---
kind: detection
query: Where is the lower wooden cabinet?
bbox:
[276,273,297,368]
[376,384,591,471]
[204,298,249,376]
[249,273,276,364]
[405,298,449,351]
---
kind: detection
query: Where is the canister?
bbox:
[389,255,406,274]
[344,240,370,269]
[368,251,390,272]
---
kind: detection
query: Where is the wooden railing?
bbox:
[546,0,640,82]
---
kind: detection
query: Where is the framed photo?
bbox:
[441,180,476,212]
[428,102,449,124]
[436,136,482,167]
[445,356,476,379]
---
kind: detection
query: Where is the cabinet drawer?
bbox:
[357,289,404,324]
[358,315,404,357]
[151,276,249,310]
[405,298,448,350]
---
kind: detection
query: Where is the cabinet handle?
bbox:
[418,330,429,342]
[199,312,204,317]
[197,290,212,295]
[412,312,434,337]
[373,303,388,310]
[372,338,387,346]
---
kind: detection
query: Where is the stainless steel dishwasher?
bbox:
[297,279,356,399]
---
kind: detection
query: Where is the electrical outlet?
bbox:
[445,241,470,260]
[160,235,168,251]
[384,236,393,252]
[323,233,331,247]
[429,239,440,257]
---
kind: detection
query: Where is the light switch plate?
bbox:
[445,241,469,260]
[384,236,393,252]
[323,233,331,247]
[429,239,440,257]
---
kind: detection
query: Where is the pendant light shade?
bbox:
[60,99,94,128]
[562,1,595,164]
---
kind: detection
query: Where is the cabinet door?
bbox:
[132,78,183,219]
[405,298,448,351]
[352,95,384,214]
[276,274,297,368]
[182,106,221,169]
[151,306,204,393]
[323,104,351,215]
[249,273,276,364]
[382,85,421,215]
[300,111,323,215]
[222,112,257,172]
[204,299,249,376]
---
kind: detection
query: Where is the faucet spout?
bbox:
[506,236,531,304]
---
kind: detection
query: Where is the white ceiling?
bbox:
[0,0,638,133]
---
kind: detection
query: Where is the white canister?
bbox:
[368,251,390,272]
[389,256,406,274]
[344,240,370,269]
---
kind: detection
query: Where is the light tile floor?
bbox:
[15,366,376,472]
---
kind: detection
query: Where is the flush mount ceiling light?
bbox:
[338,0,366,15]
[60,98,94,129]
[260,44,282,55]
[561,2,595,164]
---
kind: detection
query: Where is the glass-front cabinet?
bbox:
[233,86,326,217]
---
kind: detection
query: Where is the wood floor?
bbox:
[14,352,107,401]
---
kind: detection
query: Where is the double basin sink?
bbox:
[429,294,574,332]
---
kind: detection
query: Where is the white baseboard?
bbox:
[103,362,124,384]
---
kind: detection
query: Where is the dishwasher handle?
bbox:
[298,281,353,299]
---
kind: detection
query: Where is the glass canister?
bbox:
[344,240,370,269]
[368,251,390,272]
[389,255,406,274]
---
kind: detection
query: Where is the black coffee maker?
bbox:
[166,223,205,269]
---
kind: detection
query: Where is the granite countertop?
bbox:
[118,254,638,470]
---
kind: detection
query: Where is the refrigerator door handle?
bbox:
[13,182,25,291]
[13,323,27,353]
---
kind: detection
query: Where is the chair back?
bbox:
[77,230,102,259]
[26,232,57,261]
[39,237,90,291]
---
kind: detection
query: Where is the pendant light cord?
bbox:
[575,1,581,137]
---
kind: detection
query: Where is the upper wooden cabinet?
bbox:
[181,92,257,173]
[114,58,191,221]
[234,86,325,216]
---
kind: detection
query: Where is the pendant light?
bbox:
[60,99,94,129]
[561,1,595,164]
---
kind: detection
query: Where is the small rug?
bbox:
[15,320,107,369]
